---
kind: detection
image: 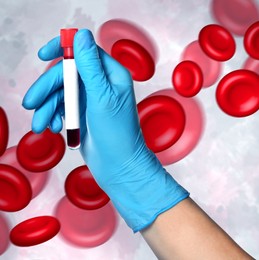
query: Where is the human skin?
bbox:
[141,198,254,259]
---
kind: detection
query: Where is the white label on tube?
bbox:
[63,59,80,130]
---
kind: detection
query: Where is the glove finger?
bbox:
[49,103,64,133]
[22,61,63,110]
[78,82,87,138]
[74,29,114,103]
[38,36,63,61]
[32,88,64,133]
[97,46,132,89]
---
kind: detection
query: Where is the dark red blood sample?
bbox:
[111,39,155,81]
[211,0,259,36]
[244,21,259,60]
[0,213,10,255]
[199,24,235,61]
[0,164,32,212]
[65,165,110,210]
[17,128,65,172]
[0,146,49,198]
[97,19,158,63]
[138,95,186,153]
[149,89,204,165]
[0,107,9,156]
[182,41,222,87]
[67,129,80,149]
[10,216,60,246]
[172,61,203,97]
[216,70,259,117]
[54,196,117,247]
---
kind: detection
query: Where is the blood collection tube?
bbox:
[60,28,80,149]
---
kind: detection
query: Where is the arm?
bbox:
[142,198,253,259]
[22,29,254,259]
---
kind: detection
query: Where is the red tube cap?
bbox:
[60,28,78,48]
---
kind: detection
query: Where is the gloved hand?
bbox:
[22,29,189,232]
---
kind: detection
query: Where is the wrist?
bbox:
[106,143,190,232]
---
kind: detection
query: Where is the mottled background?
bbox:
[0,0,259,259]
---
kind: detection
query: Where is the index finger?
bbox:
[22,61,63,110]
[38,36,63,61]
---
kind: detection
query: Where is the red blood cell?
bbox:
[137,95,185,153]
[54,196,117,247]
[111,39,155,81]
[10,216,60,246]
[172,60,203,97]
[244,21,259,60]
[243,57,259,74]
[0,146,49,198]
[182,41,222,87]
[0,164,32,212]
[65,165,110,210]
[0,107,9,157]
[198,24,236,61]
[17,128,65,172]
[149,89,204,165]
[45,57,63,71]
[211,0,259,36]
[97,19,158,63]
[0,213,10,255]
[216,70,259,117]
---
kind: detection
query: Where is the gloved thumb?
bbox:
[74,29,111,102]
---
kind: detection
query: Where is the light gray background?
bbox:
[0,0,258,259]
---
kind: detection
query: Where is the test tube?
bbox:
[60,28,80,149]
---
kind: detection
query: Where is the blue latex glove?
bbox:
[22,29,189,232]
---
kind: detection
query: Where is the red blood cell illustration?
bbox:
[55,196,117,247]
[216,70,259,117]
[244,21,259,60]
[111,39,155,81]
[172,60,203,97]
[149,89,204,165]
[0,107,9,157]
[182,41,222,87]
[45,57,63,71]
[97,19,158,63]
[138,95,186,153]
[0,213,10,255]
[10,216,60,246]
[0,146,49,198]
[65,165,110,210]
[211,0,259,36]
[198,24,236,61]
[17,128,65,172]
[243,57,259,75]
[0,164,32,212]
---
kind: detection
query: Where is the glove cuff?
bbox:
[107,146,190,232]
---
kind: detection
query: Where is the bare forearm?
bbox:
[141,198,254,260]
